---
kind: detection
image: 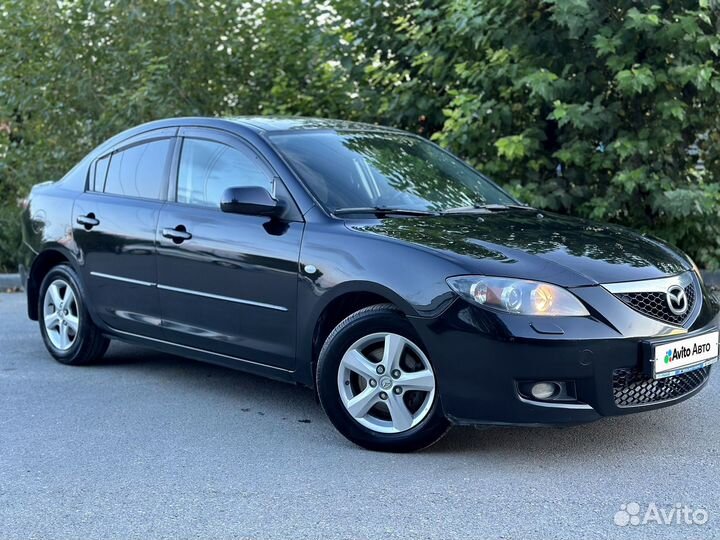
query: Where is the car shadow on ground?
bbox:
[96,341,713,459]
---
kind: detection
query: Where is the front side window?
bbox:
[270,131,516,213]
[176,138,273,208]
[103,139,172,200]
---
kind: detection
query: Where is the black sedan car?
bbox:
[20,116,719,452]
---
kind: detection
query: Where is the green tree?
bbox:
[357,0,720,268]
[1,0,719,272]
[0,0,357,271]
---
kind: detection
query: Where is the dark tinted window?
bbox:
[270,131,516,212]
[103,139,171,200]
[92,155,110,192]
[177,138,272,208]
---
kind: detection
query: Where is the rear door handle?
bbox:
[77,213,100,229]
[162,226,192,244]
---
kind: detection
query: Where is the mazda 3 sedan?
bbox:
[20,117,719,452]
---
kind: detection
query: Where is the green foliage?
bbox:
[1,0,719,271]
[355,0,720,269]
[0,0,361,271]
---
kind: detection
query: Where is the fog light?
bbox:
[531,382,559,400]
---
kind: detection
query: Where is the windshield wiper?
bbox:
[442,203,535,214]
[332,206,438,217]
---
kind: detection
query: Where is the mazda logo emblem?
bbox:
[666,285,688,316]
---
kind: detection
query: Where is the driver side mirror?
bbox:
[220,186,284,218]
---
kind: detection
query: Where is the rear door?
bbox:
[72,128,176,338]
[155,127,304,370]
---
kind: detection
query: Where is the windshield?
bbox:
[269,131,517,213]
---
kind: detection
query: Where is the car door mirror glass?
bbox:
[220,186,283,217]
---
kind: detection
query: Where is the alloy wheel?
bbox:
[337,332,436,434]
[43,279,80,351]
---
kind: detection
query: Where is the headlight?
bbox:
[446,276,589,316]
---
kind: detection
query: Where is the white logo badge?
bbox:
[666,285,688,316]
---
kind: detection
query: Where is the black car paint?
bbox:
[20,116,718,426]
[354,212,689,285]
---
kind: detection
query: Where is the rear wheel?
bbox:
[38,264,109,365]
[317,304,450,452]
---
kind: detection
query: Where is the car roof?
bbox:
[223,116,404,134]
[91,116,406,159]
[121,116,404,136]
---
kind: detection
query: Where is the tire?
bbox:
[38,263,110,365]
[317,304,450,452]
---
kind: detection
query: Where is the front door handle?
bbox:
[162,225,192,244]
[77,213,100,229]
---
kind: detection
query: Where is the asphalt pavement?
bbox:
[1,292,718,539]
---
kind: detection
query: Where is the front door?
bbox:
[155,128,303,371]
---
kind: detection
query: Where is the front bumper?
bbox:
[411,298,718,426]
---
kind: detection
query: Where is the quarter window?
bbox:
[103,139,172,200]
[92,155,110,192]
[176,138,272,208]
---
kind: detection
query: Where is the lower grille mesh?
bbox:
[612,367,710,408]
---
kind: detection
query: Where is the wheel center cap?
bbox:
[379,377,393,390]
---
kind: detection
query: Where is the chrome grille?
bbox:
[602,272,699,326]
[612,367,710,408]
[617,283,695,326]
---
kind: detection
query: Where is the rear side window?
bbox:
[102,139,172,200]
[176,138,272,208]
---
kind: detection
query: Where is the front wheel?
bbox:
[316,304,450,452]
[38,264,110,365]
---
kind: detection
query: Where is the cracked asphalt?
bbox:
[1,292,718,539]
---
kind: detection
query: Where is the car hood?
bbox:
[349,211,690,287]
